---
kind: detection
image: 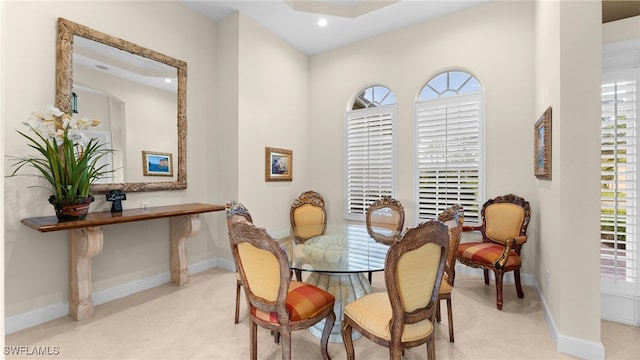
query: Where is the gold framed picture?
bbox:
[534,107,552,180]
[265,147,292,182]
[142,150,173,177]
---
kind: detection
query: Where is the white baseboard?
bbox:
[533,279,605,360]
[4,258,608,360]
[456,265,605,360]
[4,258,219,335]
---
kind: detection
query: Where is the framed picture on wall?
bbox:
[142,151,173,176]
[534,106,552,180]
[265,146,292,182]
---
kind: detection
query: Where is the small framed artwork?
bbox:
[534,106,552,180]
[142,150,173,177]
[265,146,293,182]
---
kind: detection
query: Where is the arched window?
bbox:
[415,71,485,223]
[344,85,397,220]
[352,86,397,109]
[418,70,482,100]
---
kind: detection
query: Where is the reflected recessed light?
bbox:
[317,18,328,27]
[164,78,172,83]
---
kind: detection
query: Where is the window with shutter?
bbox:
[344,86,397,221]
[415,71,484,224]
[600,39,640,325]
[601,72,638,290]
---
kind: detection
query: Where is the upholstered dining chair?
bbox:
[290,191,327,281]
[341,220,449,360]
[290,190,327,240]
[230,221,336,360]
[435,204,464,342]
[365,196,405,281]
[366,196,405,231]
[225,200,253,324]
[457,194,531,310]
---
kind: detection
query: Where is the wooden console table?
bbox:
[22,203,224,320]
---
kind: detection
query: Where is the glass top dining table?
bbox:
[268,223,401,342]
[270,223,399,273]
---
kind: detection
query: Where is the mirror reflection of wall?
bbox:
[72,35,178,184]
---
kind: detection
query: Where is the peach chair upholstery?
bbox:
[457,194,531,310]
[365,196,405,282]
[225,201,254,324]
[341,220,449,360]
[230,222,336,360]
[435,204,464,342]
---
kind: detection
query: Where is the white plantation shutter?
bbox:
[344,106,396,220]
[601,76,638,289]
[415,92,483,223]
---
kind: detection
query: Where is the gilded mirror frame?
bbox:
[56,17,187,193]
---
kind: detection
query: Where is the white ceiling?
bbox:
[179,0,488,55]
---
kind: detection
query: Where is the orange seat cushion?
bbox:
[458,243,520,268]
[251,281,335,324]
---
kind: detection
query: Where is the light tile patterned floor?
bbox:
[4,268,637,359]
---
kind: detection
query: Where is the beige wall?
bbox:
[1,0,616,357]
[236,13,311,227]
[2,1,220,320]
[309,1,536,261]
[534,0,603,354]
[307,0,602,356]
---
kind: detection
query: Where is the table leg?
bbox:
[304,272,370,343]
[69,226,103,320]
[170,214,200,285]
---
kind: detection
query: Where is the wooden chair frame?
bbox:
[230,222,336,360]
[457,194,531,310]
[224,201,253,324]
[365,196,405,282]
[435,204,464,342]
[365,196,405,241]
[341,220,449,360]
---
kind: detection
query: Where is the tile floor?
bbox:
[4,268,639,359]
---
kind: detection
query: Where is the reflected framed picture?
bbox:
[265,146,292,182]
[534,107,552,180]
[142,150,173,177]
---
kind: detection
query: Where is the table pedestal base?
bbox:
[304,272,371,343]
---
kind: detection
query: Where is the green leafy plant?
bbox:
[8,105,113,206]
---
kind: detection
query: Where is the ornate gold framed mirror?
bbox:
[56,17,187,193]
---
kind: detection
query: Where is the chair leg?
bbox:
[483,269,490,285]
[514,269,524,298]
[368,271,372,283]
[426,335,436,360]
[321,311,335,360]
[280,331,292,360]
[446,297,454,342]
[250,321,258,360]
[295,269,302,282]
[494,270,504,310]
[272,330,280,343]
[341,319,355,360]
[235,279,242,324]
[390,346,402,360]
[435,299,442,322]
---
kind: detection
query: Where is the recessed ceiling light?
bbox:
[317,18,328,27]
[164,78,172,83]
